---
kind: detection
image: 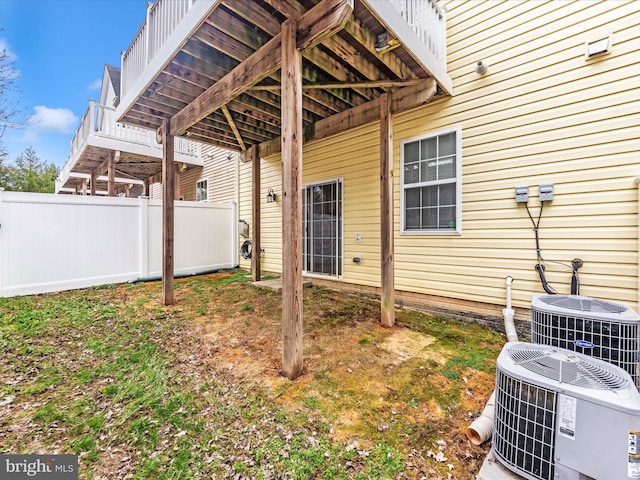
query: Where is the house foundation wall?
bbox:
[301,275,531,340]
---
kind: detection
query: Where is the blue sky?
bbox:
[1,0,147,167]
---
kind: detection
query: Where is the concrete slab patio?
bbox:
[252,278,312,293]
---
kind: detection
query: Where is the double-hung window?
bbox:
[401,127,461,234]
[196,179,208,202]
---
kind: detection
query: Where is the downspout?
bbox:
[466,276,518,445]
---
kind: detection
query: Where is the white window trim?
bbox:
[196,178,209,202]
[400,126,462,236]
[302,176,344,280]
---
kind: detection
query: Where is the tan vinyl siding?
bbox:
[238,0,640,313]
[237,155,284,272]
[241,124,383,285]
[149,182,162,199]
[149,144,236,203]
[393,0,639,309]
[199,145,236,203]
[178,166,203,201]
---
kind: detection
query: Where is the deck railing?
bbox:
[122,0,196,96]
[389,0,446,65]
[120,0,447,103]
[57,100,200,190]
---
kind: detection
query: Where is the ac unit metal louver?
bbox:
[493,342,640,480]
[531,294,640,387]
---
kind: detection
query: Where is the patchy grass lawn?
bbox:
[0,269,503,479]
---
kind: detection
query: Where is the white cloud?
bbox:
[28,106,79,134]
[88,78,102,90]
[0,37,17,60]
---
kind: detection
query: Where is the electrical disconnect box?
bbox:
[539,184,554,202]
[515,186,529,203]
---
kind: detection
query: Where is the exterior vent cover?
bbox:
[531,294,640,387]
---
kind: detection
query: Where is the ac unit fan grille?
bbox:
[537,295,628,313]
[508,344,629,390]
[494,369,556,480]
[531,309,639,387]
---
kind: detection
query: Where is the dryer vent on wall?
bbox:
[531,294,640,387]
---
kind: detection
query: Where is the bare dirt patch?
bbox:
[169,271,503,479]
[379,329,444,365]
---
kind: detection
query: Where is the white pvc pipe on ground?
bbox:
[466,276,518,445]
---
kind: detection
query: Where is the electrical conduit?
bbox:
[466,276,517,445]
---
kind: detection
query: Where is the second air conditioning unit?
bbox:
[493,342,640,480]
[531,294,640,387]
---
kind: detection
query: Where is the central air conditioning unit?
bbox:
[531,294,640,387]
[493,342,640,480]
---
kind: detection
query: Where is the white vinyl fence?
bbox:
[0,191,238,297]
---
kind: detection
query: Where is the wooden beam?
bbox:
[108,151,118,197]
[391,78,438,114]
[295,0,353,51]
[258,79,437,158]
[148,171,163,185]
[170,31,282,137]
[90,170,97,196]
[96,155,112,178]
[162,119,175,306]
[221,104,247,151]
[249,146,261,282]
[249,79,424,91]
[308,94,383,144]
[380,92,394,327]
[174,164,181,201]
[170,0,353,137]
[281,19,304,380]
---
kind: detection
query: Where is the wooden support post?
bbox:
[107,151,117,196]
[124,184,131,198]
[90,171,97,196]
[162,120,175,305]
[174,164,181,200]
[144,178,150,197]
[380,92,395,327]
[281,19,304,380]
[81,178,88,196]
[249,146,261,282]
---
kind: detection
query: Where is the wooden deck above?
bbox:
[117,0,452,155]
[56,100,203,195]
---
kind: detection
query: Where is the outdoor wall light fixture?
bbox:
[374,31,399,53]
[266,188,277,203]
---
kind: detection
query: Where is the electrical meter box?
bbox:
[515,186,529,203]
